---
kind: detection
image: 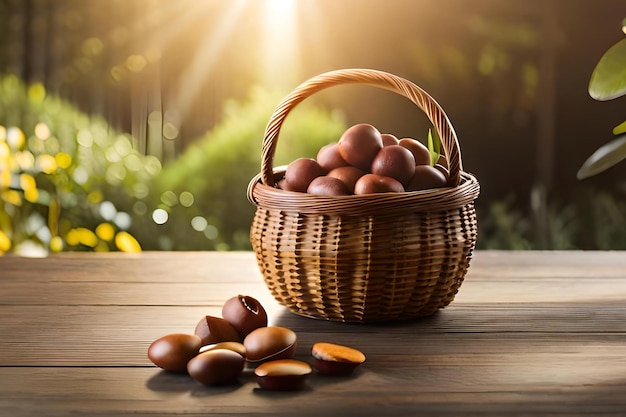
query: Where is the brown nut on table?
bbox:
[147,333,202,373]
[221,295,268,339]
[254,359,312,391]
[243,326,297,363]
[187,349,245,386]
[311,342,366,375]
[199,341,246,357]
[194,315,241,346]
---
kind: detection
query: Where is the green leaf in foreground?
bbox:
[427,128,441,166]
[577,133,626,179]
[588,38,626,101]
[613,118,626,135]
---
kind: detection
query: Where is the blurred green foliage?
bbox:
[135,87,347,251]
[0,77,347,254]
[477,188,626,250]
[0,74,159,254]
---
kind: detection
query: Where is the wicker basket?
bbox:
[247,68,480,323]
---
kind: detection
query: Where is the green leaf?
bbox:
[614,119,626,135]
[577,133,626,179]
[589,38,626,101]
[427,128,441,166]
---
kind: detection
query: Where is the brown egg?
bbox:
[254,359,312,391]
[199,341,247,357]
[406,165,449,191]
[147,333,202,373]
[276,178,298,192]
[338,124,383,171]
[194,315,241,346]
[187,349,245,386]
[243,326,297,363]
[354,174,404,194]
[399,138,432,166]
[284,158,324,193]
[370,145,416,186]
[381,133,399,146]
[316,143,348,172]
[326,166,365,193]
[433,163,450,181]
[311,342,366,376]
[307,176,351,196]
[222,295,268,339]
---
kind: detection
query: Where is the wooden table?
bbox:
[1,251,626,416]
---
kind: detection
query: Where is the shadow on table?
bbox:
[146,369,242,395]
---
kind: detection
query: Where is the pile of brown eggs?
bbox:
[147,295,365,391]
[278,123,449,196]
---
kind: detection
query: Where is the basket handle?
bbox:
[260,68,463,187]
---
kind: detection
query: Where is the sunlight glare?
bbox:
[166,0,249,128]
[260,0,299,87]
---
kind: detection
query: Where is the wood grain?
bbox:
[1,251,626,416]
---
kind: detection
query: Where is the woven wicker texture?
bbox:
[248,68,480,322]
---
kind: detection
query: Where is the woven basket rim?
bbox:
[248,169,479,216]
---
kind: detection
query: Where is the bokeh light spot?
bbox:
[99,201,117,221]
[88,190,103,204]
[28,83,46,102]
[126,54,147,72]
[7,127,25,149]
[152,208,168,224]
[179,191,194,207]
[36,154,57,174]
[54,152,72,169]
[82,37,104,56]
[204,224,218,240]
[133,183,149,199]
[15,150,35,170]
[73,166,88,184]
[114,211,132,230]
[106,164,126,183]
[124,153,143,171]
[163,122,179,140]
[35,123,50,140]
[77,129,94,147]
[133,200,147,215]
[105,146,121,162]
[160,190,178,206]
[191,216,208,232]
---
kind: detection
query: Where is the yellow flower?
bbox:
[55,152,72,169]
[0,230,11,253]
[95,223,115,241]
[66,228,98,248]
[115,231,141,252]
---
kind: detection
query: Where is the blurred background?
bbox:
[0,0,625,255]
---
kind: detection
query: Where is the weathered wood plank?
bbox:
[2,303,626,366]
[1,366,625,417]
[2,251,626,285]
[3,276,626,305]
[0,252,263,283]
